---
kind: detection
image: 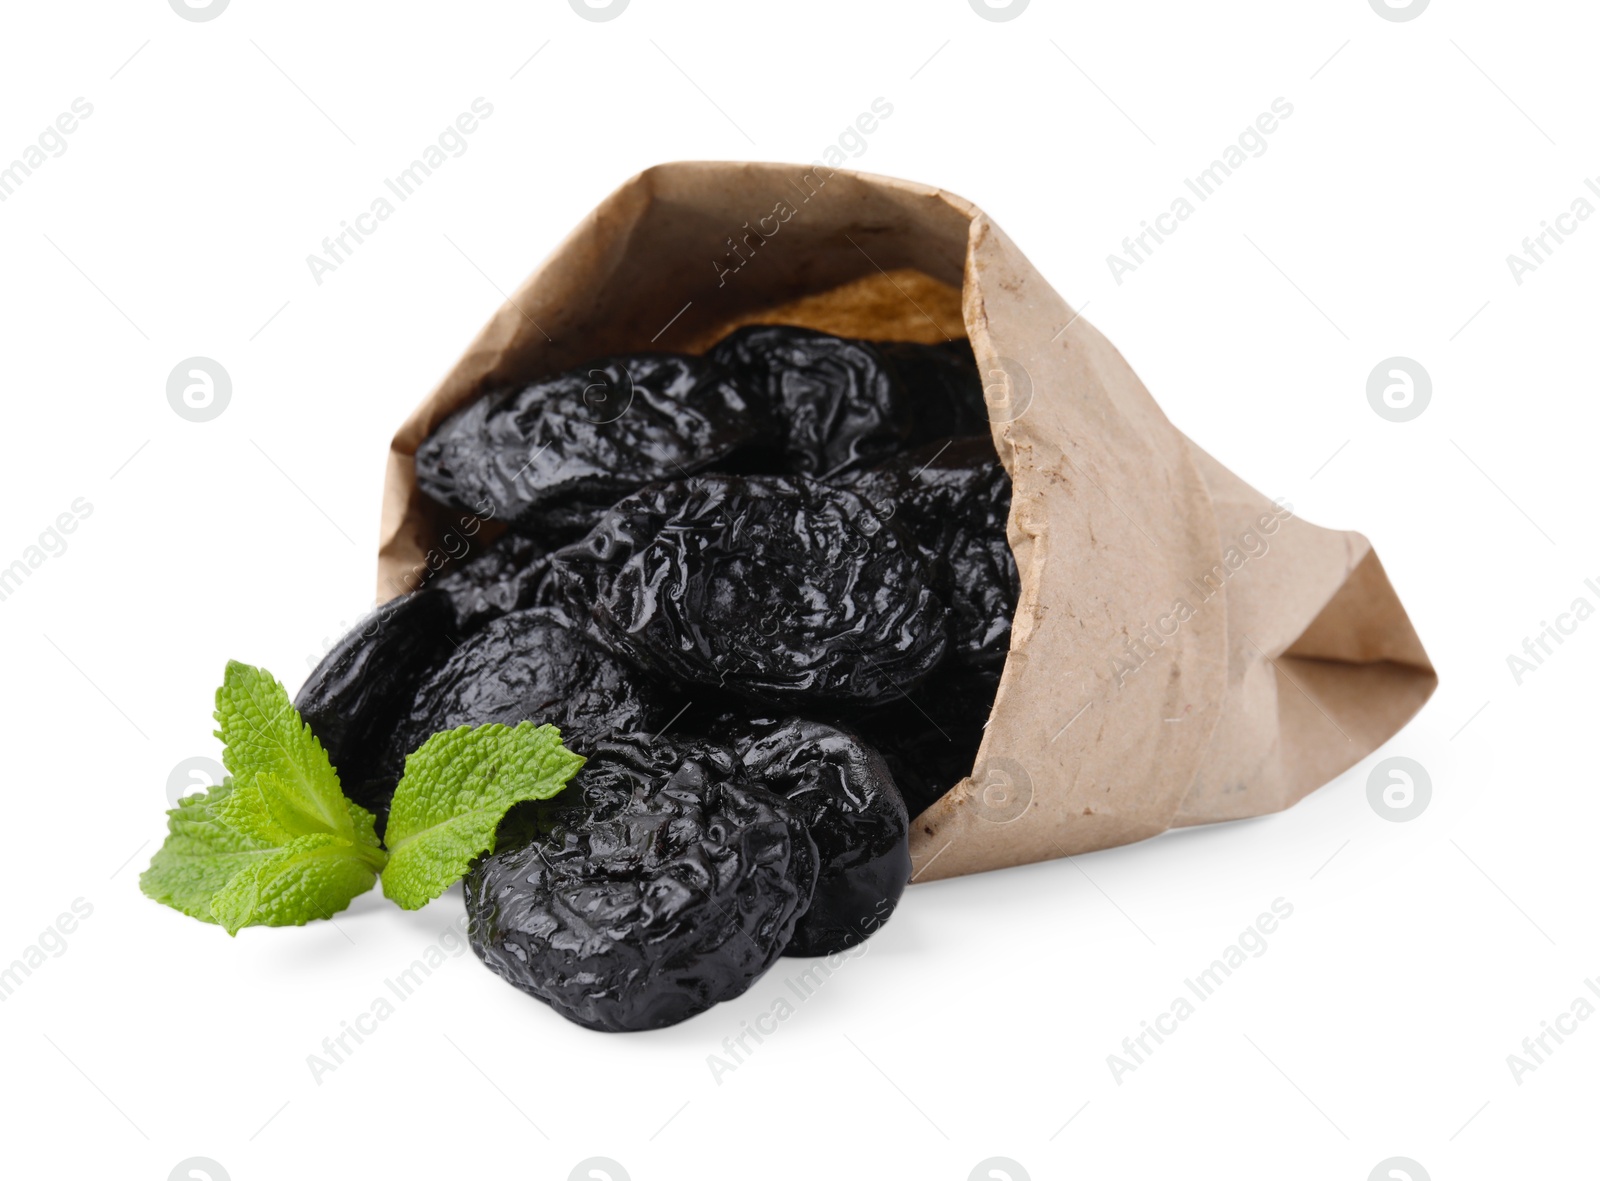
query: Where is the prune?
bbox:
[708,326,912,478]
[726,718,909,956]
[294,590,459,816]
[845,437,1018,667]
[464,736,818,1031]
[428,531,555,634]
[414,353,772,539]
[856,664,1001,819]
[394,607,667,766]
[550,474,949,705]
[874,338,991,443]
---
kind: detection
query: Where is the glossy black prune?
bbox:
[414,353,773,539]
[845,436,1019,667]
[708,325,912,478]
[727,718,909,957]
[394,607,667,766]
[874,338,991,443]
[551,474,949,705]
[428,531,554,634]
[293,590,459,816]
[465,736,818,1031]
[855,664,1001,820]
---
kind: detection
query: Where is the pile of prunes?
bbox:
[296,324,1019,1031]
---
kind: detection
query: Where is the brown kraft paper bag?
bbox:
[375,162,1438,884]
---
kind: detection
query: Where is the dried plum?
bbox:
[727,718,909,956]
[874,338,990,443]
[294,590,458,817]
[428,531,555,634]
[708,325,911,478]
[465,736,818,1031]
[550,473,949,705]
[414,353,773,539]
[395,607,667,767]
[845,437,1018,667]
[855,664,1001,819]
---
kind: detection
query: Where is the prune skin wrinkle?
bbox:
[464,737,819,1032]
[726,718,910,956]
[843,436,1019,667]
[429,531,554,635]
[549,473,950,705]
[413,353,773,538]
[394,608,668,771]
[708,325,912,478]
[293,589,459,817]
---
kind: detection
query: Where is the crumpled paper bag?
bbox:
[377,162,1437,883]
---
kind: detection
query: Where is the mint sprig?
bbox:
[140,661,585,934]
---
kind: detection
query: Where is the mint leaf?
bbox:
[217,769,383,855]
[144,666,577,931]
[209,833,381,936]
[213,660,355,843]
[346,798,382,852]
[380,723,585,910]
[143,661,386,932]
[140,781,277,923]
[216,770,316,845]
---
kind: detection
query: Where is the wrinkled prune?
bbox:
[428,531,555,634]
[395,608,667,767]
[414,354,772,539]
[551,474,949,705]
[874,338,991,443]
[726,718,909,956]
[708,326,912,478]
[856,664,1001,820]
[846,437,1018,667]
[465,736,818,1031]
[294,590,459,816]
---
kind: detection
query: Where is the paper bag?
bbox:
[376,162,1437,883]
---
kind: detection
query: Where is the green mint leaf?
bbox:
[217,770,384,859]
[216,770,315,845]
[143,662,387,932]
[213,660,354,843]
[380,722,585,910]
[139,780,278,923]
[346,797,382,853]
[209,833,380,936]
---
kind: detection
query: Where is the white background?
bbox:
[0,1,1593,1178]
